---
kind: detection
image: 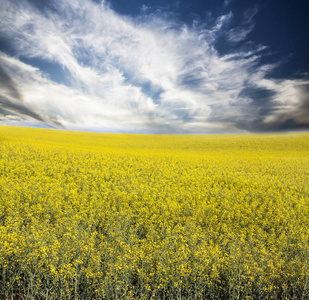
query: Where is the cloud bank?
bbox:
[0,0,308,133]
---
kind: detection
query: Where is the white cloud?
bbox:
[0,52,159,132]
[0,0,308,133]
[227,8,258,42]
[224,0,233,8]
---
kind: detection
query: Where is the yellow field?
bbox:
[0,125,309,299]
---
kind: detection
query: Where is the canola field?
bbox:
[0,125,309,299]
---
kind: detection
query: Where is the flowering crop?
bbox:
[0,125,309,299]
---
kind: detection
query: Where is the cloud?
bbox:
[0,52,154,132]
[0,61,46,123]
[223,0,233,8]
[227,8,258,42]
[252,79,309,131]
[0,0,308,133]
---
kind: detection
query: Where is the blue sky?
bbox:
[0,0,308,133]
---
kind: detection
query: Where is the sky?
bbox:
[0,0,308,133]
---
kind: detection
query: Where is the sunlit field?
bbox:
[0,125,309,299]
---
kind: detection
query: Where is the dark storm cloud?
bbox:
[239,87,277,120]
[268,84,309,131]
[0,65,45,121]
[298,85,309,119]
[0,95,45,122]
[234,83,309,132]
[0,65,22,101]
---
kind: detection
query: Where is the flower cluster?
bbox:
[0,126,309,299]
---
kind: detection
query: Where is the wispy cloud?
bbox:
[223,0,233,8]
[227,8,258,42]
[0,0,308,133]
